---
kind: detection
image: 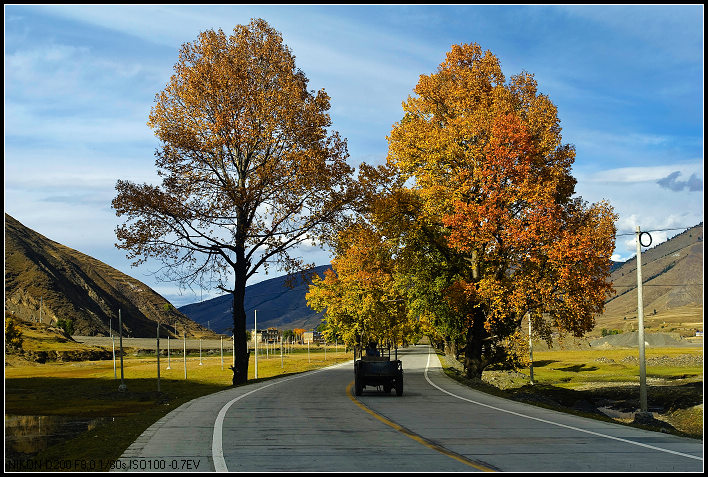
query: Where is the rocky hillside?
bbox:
[5,213,210,338]
[595,223,703,334]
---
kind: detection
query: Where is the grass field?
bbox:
[527,347,703,387]
[441,345,703,439]
[5,338,703,472]
[5,347,352,472]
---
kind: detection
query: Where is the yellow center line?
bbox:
[346,381,496,472]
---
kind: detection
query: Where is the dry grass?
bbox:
[5,348,352,471]
[592,304,703,338]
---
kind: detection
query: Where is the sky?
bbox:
[4,4,704,307]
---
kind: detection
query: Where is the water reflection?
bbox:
[4,414,115,460]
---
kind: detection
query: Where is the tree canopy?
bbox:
[309,43,617,378]
[113,19,356,384]
[306,216,415,349]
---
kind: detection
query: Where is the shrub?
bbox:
[5,315,24,350]
[56,318,75,335]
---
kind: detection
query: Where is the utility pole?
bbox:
[184,331,187,380]
[636,226,649,414]
[156,322,161,392]
[529,313,534,385]
[118,309,126,392]
[254,310,258,379]
[112,328,117,380]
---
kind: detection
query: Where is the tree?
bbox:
[56,318,75,336]
[112,19,355,385]
[387,43,616,378]
[306,182,419,351]
[5,314,24,351]
[293,328,306,343]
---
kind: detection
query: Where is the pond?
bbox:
[4,414,116,462]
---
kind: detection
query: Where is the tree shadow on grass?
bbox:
[531,359,558,368]
[554,364,599,372]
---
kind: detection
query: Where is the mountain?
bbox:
[177,223,704,337]
[4,213,210,338]
[595,223,703,334]
[179,265,332,334]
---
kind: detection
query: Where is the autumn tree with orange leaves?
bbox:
[112,19,356,385]
[292,328,306,343]
[387,43,617,378]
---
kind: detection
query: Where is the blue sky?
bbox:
[4,5,704,307]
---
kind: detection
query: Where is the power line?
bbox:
[615,226,700,237]
[612,284,703,287]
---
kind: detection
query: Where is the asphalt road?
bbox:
[114,345,703,472]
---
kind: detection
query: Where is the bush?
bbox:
[5,315,24,350]
[56,318,75,335]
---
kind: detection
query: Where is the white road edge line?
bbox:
[424,348,702,461]
[212,360,352,472]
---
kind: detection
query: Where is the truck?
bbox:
[353,343,403,396]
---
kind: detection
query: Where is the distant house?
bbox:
[254,327,281,343]
[302,330,324,344]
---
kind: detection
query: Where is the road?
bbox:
[114,345,702,472]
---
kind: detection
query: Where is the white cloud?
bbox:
[5,5,702,309]
[574,165,703,262]
[578,163,703,184]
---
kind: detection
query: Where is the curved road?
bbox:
[115,345,702,472]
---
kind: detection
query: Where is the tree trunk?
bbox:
[463,309,487,379]
[231,265,250,386]
[443,337,458,360]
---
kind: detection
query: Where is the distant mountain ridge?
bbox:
[180,224,703,335]
[179,265,332,334]
[8,211,697,339]
[599,223,703,325]
[4,213,208,338]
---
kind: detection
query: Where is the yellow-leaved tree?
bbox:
[113,19,357,385]
[306,217,415,352]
